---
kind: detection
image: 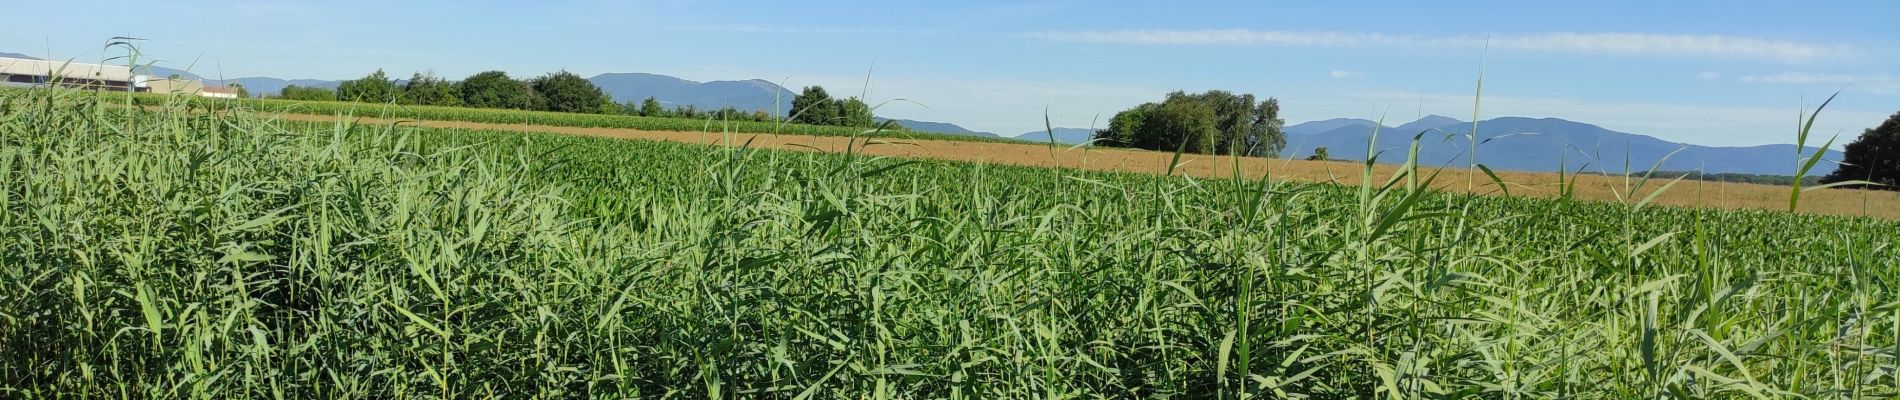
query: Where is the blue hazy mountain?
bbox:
[1013,128,1097,145]
[876,118,999,137]
[588,72,795,113]
[1285,118,1381,136]
[1287,116,1842,176]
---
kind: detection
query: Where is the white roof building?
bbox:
[0,57,138,89]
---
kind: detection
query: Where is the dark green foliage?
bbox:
[1095,90,1286,156]
[530,71,611,114]
[837,97,874,127]
[459,71,542,110]
[335,69,401,103]
[403,72,462,107]
[1822,111,1900,190]
[1099,95,1218,153]
[640,97,665,117]
[787,85,877,128]
[278,85,336,101]
[789,86,838,125]
[1307,146,1331,161]
[229,83,250,99]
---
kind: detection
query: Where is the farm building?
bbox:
[0,56,139,91]
[0,56,238,97]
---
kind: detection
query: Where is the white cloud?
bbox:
[1741,72,1899,94]
[663,25,954,35]
[1329,70,1363,79]
[1696,71,1722,80]
[1016,30,1857,61]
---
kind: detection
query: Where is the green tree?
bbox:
[229,83,250,99]
[459,71,541,110]
[530,71,611,114]
[789,86,838,125]
[1821,111,1900,190]
[1096,103,1155,147]
[640,97,665,117]
[335,69,401,103]
[404,72,462,106]
[1151,96,1219,154]
[836,97,874,127]
[279,85,336,101]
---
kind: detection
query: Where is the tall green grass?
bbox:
[1,87,1895,398]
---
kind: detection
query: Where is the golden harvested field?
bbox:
[287,113,1900,219]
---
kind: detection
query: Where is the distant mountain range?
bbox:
[589,72,792,112]
[1284,115,1841,176]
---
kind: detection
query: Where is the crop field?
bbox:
[280,111,1900,220]
[112,90,1029,144]
[3,89,1898,398]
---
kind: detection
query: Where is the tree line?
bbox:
[271,71,894,129]
[277,69,614,114]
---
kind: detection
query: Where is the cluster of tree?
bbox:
[303,69,613,114]
[1093,90,1286,157]
[279,85,336,101]
[786,86,875,127]
[1821,111,1900,190]
[274,72,911,129]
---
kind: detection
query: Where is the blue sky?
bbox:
[6,0,1898,146]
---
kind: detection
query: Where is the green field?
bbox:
[4,89,1898,398]
[113,90,1032,144]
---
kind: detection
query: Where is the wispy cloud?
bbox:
[1741,72,1899,94]
[1696,71,1722,80]
[663,25,954,35]
[1329,70,1363,79]
[1016,30,1856,61]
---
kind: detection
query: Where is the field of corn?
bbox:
[107,90,1028,144]
[3,88,1898,398]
